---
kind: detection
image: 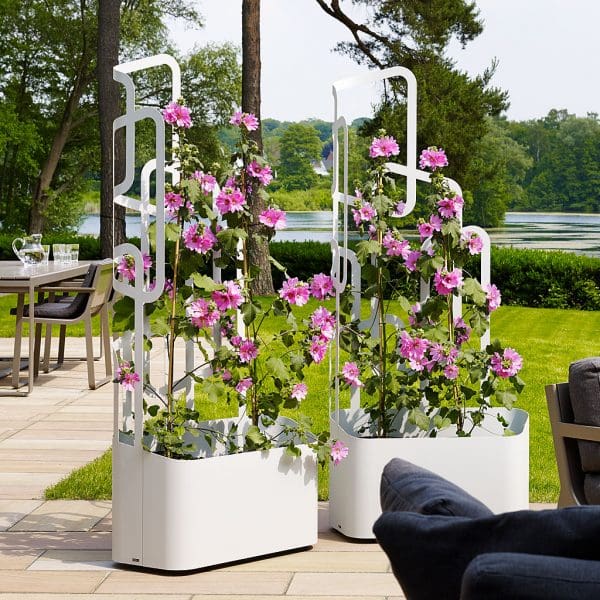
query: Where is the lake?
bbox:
[79,211,600,257]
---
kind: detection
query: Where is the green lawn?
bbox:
[44,304,600,502]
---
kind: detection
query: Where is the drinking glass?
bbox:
[69,243,79,263]
[41,245,50,265]
[52,243,66,264]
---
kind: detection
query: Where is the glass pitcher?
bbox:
[12,234,44,265]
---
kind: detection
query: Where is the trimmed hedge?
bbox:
[271,242,600,311]
[3,234,599,310]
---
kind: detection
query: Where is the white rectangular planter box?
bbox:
[329,407,529,539]
[113,416,317,571]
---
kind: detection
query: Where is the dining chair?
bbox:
[13,259,114,389]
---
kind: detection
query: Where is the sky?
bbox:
[168,0,600,123]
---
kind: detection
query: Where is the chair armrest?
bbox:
[36,286,95,294]
[556,422,600,443]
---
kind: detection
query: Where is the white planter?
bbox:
[112,415,317,571]
[329,407,529,539]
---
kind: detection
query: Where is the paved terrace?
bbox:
[0,337,554,599]
[0,337,406,599]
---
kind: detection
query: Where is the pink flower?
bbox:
[419,147,448,171]
[418,221,435,241]
[331,440,349,465]
[162,101,192,128]
[399,331,429,362]
[484,283,502,312]
[291,383,308,401]
[310,306,335,340]
[462,231,484,255]
[434,268,463,296]
[183,223,217,254]
[259,207,286,230]
[383,230,410,258]
[408,302,421,326]
[490,348,523,378]
[404,250,421,272]
[454,317,471,345]
[342,362,363,387]
[236,378,253,394]
[229,111,259,131]
[188,298,220,329]
[429,214,443,232]
[116,253,151,282]
[310,273,334,300]
[392,201,406,217]
[216,185,246,214]
[279,277,310,306]
[192,171,217,195]
[309,336,328,364]
[352,202,377,227]
[230,335,242,347]
[444,364,460,380]
[369,135,400,158]
[238,339,259,363]
[116,361,140,392]
[212,280,244,311]
[437,196,464,219]
[247,161,273,186]
[164,192,184,216]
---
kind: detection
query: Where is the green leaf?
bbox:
[409,407,430,431]
[266,356,289,381]
[356,240,381,263]
[165,222,181,242]
[462,278,487,305]
[433,414,452,430]
[245,425,266,446]
[495,390,517,409]
[191,273,222,292]
[241,301,261,326]
[199,379,227,403]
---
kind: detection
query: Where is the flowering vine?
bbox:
[339,136,524,437]
[113,100,347,465]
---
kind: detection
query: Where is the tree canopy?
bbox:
[278,123,323,191]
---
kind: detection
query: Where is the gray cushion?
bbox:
[14,264,98,320]
[374,505,600,600]
[584,473,600,504]
[568,357,600,471]
[381,458,493,518]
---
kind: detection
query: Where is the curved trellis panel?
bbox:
[329,67,491,415]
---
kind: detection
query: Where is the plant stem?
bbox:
[167,215,182,429]
[377,233,387,437]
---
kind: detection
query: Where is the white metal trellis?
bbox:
[329,67,492,418]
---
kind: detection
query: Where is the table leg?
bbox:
[28,282,34,394]
[12,293,24,388]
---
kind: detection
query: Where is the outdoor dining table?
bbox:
[0,260,90,395]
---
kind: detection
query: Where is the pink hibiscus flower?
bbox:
[434,268,463,296]
[490,348,523,378]
[211,280,244,311]
[419,147,448,170]
[291,382,308,401]
[310,273,335,300]
[369,135,400,158]
[279,277,310,306]
[259,207,286,230]
[331,440,349,465]
[162,102,192,129]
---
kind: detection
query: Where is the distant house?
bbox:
[311,150,334,176]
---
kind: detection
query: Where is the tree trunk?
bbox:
[242,0,274,295]
[98,0,126,258]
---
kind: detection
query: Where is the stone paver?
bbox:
[9,500,111,532]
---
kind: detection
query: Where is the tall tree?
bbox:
[242,0,274,295]
[98,0,125,257]
[315,0,509,225]
[278,123,322,191]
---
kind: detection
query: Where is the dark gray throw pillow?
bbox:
[380,458,493,518]
[568,357,600,472]
[374,505,600,600]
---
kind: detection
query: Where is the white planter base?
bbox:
[112,417,317,571]
[328,407,529,539]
